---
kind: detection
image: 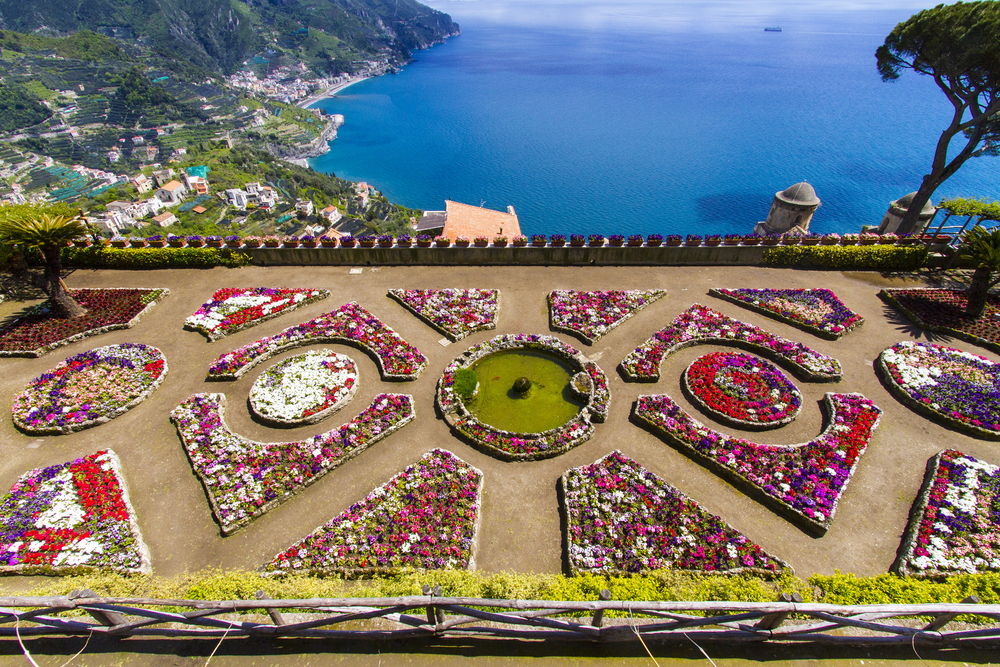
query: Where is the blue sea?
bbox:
[308,0,1000,237]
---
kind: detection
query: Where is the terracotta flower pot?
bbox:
[321,239,338,248]
[493,239,508,247]
[417,239,432,248]
[110,240,127,248]
[665,239,682,247]
[704,239,721,247]
[301,239,318,248]
[130,239,147,248]
[455,239,470,247]
[206,239,223,248]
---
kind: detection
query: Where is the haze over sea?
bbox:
[309,0,1000,237]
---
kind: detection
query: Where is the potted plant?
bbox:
[168,235,186,248]
[721,234,740,246]
[550,234,566,247]
[859,232,879,245]
[473,236,490,247]
[897,233,919,245]
[800,233,821,246]
[608,234,625,247]
[588,234,605,247]
[840,233,859,245]
[531,234,548,247]
[301,235,318,248]
[685,234,703,247]
[435,236,451,248]
[146,235,166,247]
[742,234,761,246]
[396,234,413,247]
[206,235,224,248]
[262,235,281,248]
[570,234,585,247]
[187,235,205,247]
[879,232,899,244]
[283,235,300,248]
[73,237,91,248]
[761,234,781,246]
[780,235,800,245]
[664,234,683,246]
[416,234,433,248]
[320,235,338,248]
[455,235,471,247]
[646,234,663,247]
[377,234,394,248]
[340,235,357,248]
[355,234,375,248]
[512,235,528,247]
[821,233,840,245]
[128,237,147,248]
[110,236,128,248]
[627,234,644,247]
[493,235,508,247]
[705,234,722,247]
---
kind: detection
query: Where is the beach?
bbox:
[297,75,371,109]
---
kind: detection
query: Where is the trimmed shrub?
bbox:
[453,368,479,398]
[764,245,927,271]
[62,247,251,270]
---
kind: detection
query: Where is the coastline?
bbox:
[298,76,371,109]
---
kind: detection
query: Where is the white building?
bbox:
[226,188,249,209]
[155,180,187,205]
[295,199,314,216]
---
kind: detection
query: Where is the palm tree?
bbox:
[958,226,1000,318]
[0,205,90,318]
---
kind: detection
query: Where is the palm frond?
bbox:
[958,226,1000,271]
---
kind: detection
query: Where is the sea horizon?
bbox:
[308,0,1000,237]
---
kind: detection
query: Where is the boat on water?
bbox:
[764,26,782,32]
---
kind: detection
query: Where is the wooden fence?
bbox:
[0,589,997,646]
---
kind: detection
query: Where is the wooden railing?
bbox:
[0,590,997,646]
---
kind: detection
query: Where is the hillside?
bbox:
[0,0,458,74]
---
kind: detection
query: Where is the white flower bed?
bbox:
[249,350,359,425]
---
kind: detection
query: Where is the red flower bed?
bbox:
[878,288,1000,353]
[0,289,168,357]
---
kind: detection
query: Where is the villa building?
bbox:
[420,200,521,241]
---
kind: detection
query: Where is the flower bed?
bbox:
[878,288,1000,354]
[0,450,151,575]
[633,392,882,535]
[710,288,864,340]
[895,449,1000,576]
[876,341,1000,440]
[170,393,416,534]
[683,352,801,429]
[12,343,167,435]
[548,289,667,344]
[437,334,610,461]
[0,288,168,357]
[207,302,427,381]
[562,451,790,575]
[249,350,358,426]
[619,304,843,382]
[184,287,329,342]
[261,449,482,576]
[387,288,499,341]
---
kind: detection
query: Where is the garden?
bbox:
[0,259,997,603]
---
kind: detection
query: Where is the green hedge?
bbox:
[62,247,251,269]
[810,571,1000,606]
[764,244,928,270]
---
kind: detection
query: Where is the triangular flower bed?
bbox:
[619,304,842,382]
[710,288,863,339]
[549,289,666,344]
[262,449,482,576]
[170,392,416,534]
[896,449,1000,576]
[633,392,881,535]
[562,451,789,575]
[185,287,329,341]
[207,302,427,380]
[878,288,1000,354]
[0,450,151,575]
[0,288,168,357]
[388,288,499,341]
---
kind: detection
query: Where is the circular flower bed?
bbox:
[684,352,801,429]
[877,341,1000,439]
[437,334,610,461]
[249,350,359,425]
[12,343,167,435]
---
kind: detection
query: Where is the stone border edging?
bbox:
[708,288,863,341]
[892,450,950,578]
[185,289,330,342]
[437,334,610,461]
[878,288,1000,355]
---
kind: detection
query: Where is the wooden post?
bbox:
[591,589,612,628]
[70,589,129,628]
[255,590,287,627]
[432,585,446,625]
[422,584,435,626]
[755,592,801,630]
[922,595,980,632]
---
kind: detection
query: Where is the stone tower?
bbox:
[877,192,937,235]
[754,182,820,236]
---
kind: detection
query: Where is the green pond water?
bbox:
[466,349,585,433]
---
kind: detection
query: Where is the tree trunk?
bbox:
[897,181,939,236]
[965,265,992,318]
[41,245,86,319]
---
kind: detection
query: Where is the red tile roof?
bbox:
[442,200,520,241]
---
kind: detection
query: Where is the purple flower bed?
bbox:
[633,392,882,535]
[877,341,1000,440]
[684,351,801,429]
[184,287,330,341]
[896,449,1000,576]
[261,449,482,576]
[207,302,427,381]
[12,343,167,435]
[548,289,666,344]
[170,392,416,534]
[710,288,864,340]
[387,288,499,341]
[619,304,843,382]
[0,449,150,574]
[563,451,790,575]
